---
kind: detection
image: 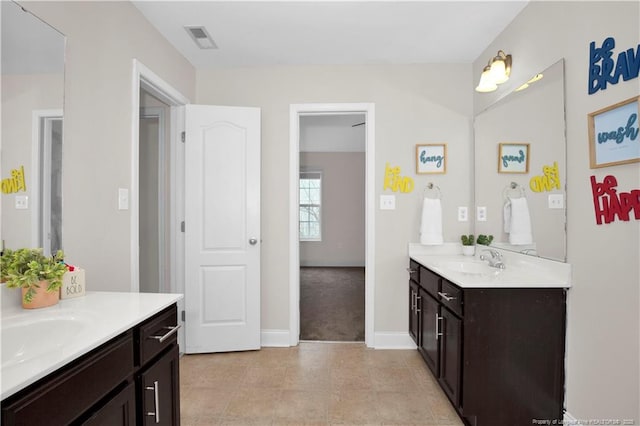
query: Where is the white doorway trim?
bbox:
[130,59,190,295]
[31,109,63,251]
[289,103,376,348]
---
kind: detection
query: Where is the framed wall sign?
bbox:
[498,143,530,173]
[588,96,640,168]
[416,143,447,174]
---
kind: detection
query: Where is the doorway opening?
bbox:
[289,103,376,348]
[131,59,190,348]
[32,111,63,256]
[298,114,366,341]
[138,92,169,293]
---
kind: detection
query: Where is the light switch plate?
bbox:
[477,206,487,222]
[118,188,129,210]
[458,206,468,222]
[15,195,28,209]
[380,194,396,210]
[548,194,564,209]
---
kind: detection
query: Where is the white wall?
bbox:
[22,1,196,291]
[300,152,365,267]
[473,1,639,420]
[196,64,473,334]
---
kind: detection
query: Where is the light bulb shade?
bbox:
[489,59,507,83]
[475,68,497,92]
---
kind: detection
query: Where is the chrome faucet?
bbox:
[480,249,506,269]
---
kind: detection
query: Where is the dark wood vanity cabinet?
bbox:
[1,304,180,426]
[408,261,566,426]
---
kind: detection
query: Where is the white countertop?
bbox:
[409,243,571,289]
[1,291,183,400]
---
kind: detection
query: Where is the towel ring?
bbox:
[423,183,441,199]
[502,182,526,200]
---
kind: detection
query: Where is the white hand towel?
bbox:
[503,199,512,233]
[505,196,533,245]
[420,198,443,245]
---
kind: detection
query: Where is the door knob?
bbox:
[249,238,258,245]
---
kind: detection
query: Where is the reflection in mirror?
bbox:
[474,59,566,262]
[1,1,65,255]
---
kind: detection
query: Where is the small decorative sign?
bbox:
[588,96,639,168]
[416,144,446,174]
[530,162,561,192]
[60,268,86,299]
[1,166,27,194]
[383,163,414,193]
[588,37,640,95]
[590,175,640,225]
[498,143,529,174]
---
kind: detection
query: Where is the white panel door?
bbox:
[184,104,260,353]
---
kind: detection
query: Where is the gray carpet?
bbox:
[299,267,365,342]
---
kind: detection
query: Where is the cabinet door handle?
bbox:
[149,324,181,343]
[436,314,443,339]
[145,380,160,423]
[415,296,421,313]
[437,292,456,302]
[411,291,416,311]
[406,267,417,274]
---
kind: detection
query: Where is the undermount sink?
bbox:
[433,260,502,276]
[1,315,88,369]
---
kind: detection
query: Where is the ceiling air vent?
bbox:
[184,26,218,50]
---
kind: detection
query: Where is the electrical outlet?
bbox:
[15,195,28,209]
[458,206,468,222]
[380,194,396,210]
[548,194,564,209]
[477,206,487,222]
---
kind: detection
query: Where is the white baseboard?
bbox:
[373,332,417,349]
[564,412,583,425]
[261,329,291,347]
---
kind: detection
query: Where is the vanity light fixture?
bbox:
[475,64,498,93]
[475,50,512,93]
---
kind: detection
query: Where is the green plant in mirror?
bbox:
[461,234,475,246]
[1,248,66,303]
[477,234,494,246]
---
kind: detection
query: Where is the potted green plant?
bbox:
[477,234,494,246]
[460,234,475,256]
[1,248,66,309]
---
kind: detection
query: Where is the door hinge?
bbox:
[181,131,185,143]
[181,310,185,322]
[181,221,185,232]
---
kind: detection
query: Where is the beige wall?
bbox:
[1,73,63,248]
[473,1,639,420]
[196,64,474,333]
[300,152,365,267]
[21,1,196,291]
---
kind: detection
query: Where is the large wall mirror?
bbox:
[1,1,65,255]
[474,59,567,262]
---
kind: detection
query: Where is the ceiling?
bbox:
[132,1,529,68]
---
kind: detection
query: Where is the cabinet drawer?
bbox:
[2,332,134,426]
[439,280,463,317]
[138,305,179,367]
[408,260,420,284]
[419,266,440,297]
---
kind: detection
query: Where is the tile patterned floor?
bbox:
[180,342,464,426]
